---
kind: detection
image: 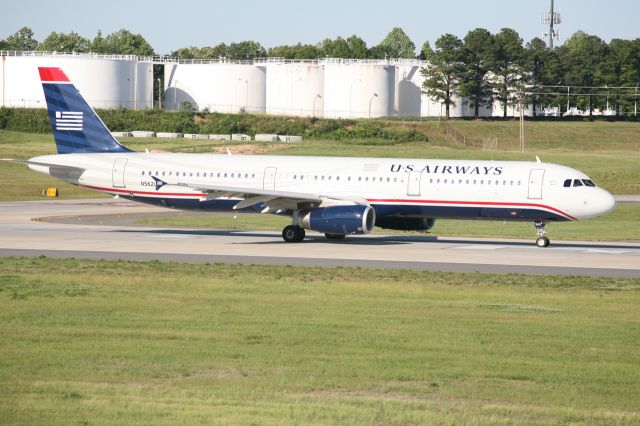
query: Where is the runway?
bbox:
[0,198,639,278]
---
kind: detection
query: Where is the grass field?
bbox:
[0,258,639,424]
[140,203,640,242]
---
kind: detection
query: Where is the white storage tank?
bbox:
[264,62,324,117]
[164,62,266,114]
[323,61,395,119]
[0,52,152,109]
[396,64,423,118]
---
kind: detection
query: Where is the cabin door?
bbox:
[112,158,128,188]
[527,169,545,199]
[263,167,277,190]
[407,171,422,196]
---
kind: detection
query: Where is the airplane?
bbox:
[3,67,616,247]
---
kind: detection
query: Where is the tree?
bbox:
[491,28,525,117]
[347,35,368,59]
[225,41,266,60]
[38,31,91,52]
[268,43,322,59]
[420,34,464,118]
[321,37,351,58]
[377,27,416,58]
[557,31,608,117]
[4,26,38,51]
[459,28,495,118]
[92,29,154,56]
[605,39,640,115]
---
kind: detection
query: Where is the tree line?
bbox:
[2,26,639,117]
[421,29,640,118]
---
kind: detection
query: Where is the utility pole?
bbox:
[519,87,525,153]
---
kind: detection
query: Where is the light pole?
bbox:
[349,78,361,118]
[368,93,378,119]
[635,85,638,117]
[566,86,570,114]
[156,78,161,110]
[312,94,322,118]
[238,78,248,112]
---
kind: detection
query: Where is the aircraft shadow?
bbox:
[114,228,639,250]
[115,228,410,246]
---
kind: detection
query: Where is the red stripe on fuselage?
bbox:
[38,67,70,82]
[367,198,576,221]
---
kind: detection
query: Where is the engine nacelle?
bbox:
[375,217,436,231]
[300,205,376,235]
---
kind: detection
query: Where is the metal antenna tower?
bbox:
[541,0,562,49]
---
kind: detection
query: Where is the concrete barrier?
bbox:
[184,134,210,140]
[156,132,183,139]
[231,134,252,141]
[255,134,279,142]
[278,135,303,142]
[131,131,156,138]
[111,131,132,137]
[209,134,231,141]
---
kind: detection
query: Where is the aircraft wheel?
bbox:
[536,236,550,248]
[325,233,346,240]
[282,225,304,243]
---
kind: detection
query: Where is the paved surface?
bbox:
[0,198,638,278]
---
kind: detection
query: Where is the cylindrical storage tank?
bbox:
[164,62,266,114]
[396,64,424,118]
[134,61,154,110]
[265,63,324,117]
[0,53,149,109]
[323,62,395,119]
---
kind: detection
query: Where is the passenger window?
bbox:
[563,179,572,187]
[573,179,583,187]
[141,171,145,176]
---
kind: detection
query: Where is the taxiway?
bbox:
[0,198,638,278]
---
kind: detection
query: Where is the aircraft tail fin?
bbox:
[38,67,132,154]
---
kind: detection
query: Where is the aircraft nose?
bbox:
[596,189,616,216]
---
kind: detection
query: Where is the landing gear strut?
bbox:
[282,225,305,243]
[534,220,550,248]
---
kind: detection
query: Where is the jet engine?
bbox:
[300,205,376,235]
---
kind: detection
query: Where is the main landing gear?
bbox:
[282,225,305,243]
[534,220,550,248]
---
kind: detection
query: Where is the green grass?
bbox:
[140,204,640,242]
[445,120,640,151]
[0,258,638,424]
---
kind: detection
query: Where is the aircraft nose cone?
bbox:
[597,189,616,216]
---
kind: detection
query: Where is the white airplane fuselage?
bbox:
[28,152,615,224]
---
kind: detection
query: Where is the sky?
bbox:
[2,0,639,55]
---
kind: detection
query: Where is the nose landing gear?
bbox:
[534,220,550,247]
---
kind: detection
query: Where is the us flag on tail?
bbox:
[55,111,83,131]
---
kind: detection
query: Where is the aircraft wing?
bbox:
[176,182,369,212]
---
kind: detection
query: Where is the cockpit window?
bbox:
[582,179,596,187]
[563,179,572,187]
[573,179,583,187]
